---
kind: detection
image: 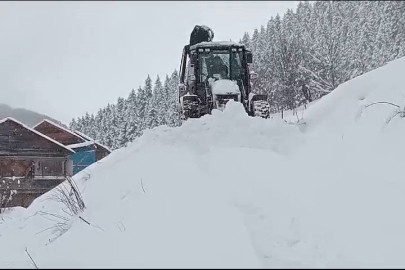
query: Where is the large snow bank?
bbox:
[303,57,405,136]
[33,146,260,268]
[2,57,405,268]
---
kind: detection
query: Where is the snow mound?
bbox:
[303,56,405,136]
[2,57,405,268]
[223,99,247,116]
[133,100,303,157]
[210,79,240,95]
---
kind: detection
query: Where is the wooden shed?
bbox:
[0,117,75,208]
[33,119,111,175]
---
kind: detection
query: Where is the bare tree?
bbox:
[36,176,87,241]
[0,186,16,214]
[49,176,86,217]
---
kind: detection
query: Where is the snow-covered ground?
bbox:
[2,57,405,268]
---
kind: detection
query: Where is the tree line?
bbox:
[69,71,181,149]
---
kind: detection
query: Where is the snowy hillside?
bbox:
[2,57,405,268]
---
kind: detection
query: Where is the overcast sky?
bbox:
[0,1,300,125]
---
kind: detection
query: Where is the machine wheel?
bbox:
[252,100,270,119]
[181,99,199,120]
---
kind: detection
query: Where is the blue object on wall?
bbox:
[69,146,96,175]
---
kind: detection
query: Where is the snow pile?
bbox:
[2,57,405,268]
[33,147,260,268]
[1,101,274,268]
[303,56,405,137]
[134,100,303,157]
[210,79,240,95]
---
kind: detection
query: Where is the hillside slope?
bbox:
[1,57,405,268]
[0,103,63,127]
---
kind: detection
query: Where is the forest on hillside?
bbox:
[70,1,405,150]
[70,72,181,150]
[241,1,405,112]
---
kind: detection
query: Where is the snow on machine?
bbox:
[178,25,270,120]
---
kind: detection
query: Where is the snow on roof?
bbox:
[67,141,95,149]
[0,117,75,154]
[190,41,243,50]
[74,130,112,153]
[0,118,8,125]
[32,119,86,143]
[248,92,267,102]
[73,130,93,141]
[94,141,112,153]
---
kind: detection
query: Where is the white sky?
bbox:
[0,1,300,124]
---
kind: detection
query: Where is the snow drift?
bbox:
[2,57,405,268]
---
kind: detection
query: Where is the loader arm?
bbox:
[179,45,189,84]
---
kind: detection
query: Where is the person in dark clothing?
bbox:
[207,55,228,79]
[25,161,35,179]
[301,84,312,102]
[230,53,242,78]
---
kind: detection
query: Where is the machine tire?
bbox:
[252,100,270,119]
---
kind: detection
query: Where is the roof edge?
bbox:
[0,117,75,154]
[33,119,86,143]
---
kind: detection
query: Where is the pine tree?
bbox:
[240,32,251,49]
[115,97,128,147]
[153,76,167,126]
[69,118,78,131]
[125,88,141,142]
[103,104,115,149]
[167,70,181,127]
[145,76,160,129]
[138,75,153,132]
[93,108,104,141]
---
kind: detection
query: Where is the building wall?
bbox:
[0,159,31,177]
[0,119,74,209]
[1,192,38,209]
[0,157,70,209]
[70,148,96,175]
[66,159,73,176]
[96,149,109,161]
[1,180,64,208]
[34,122,85,145]
[0,157,71,178]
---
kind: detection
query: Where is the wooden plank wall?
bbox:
[0,159,31,177]
[0,120,69,157]
[0,158,66,178]
[1,178,66,208]
[96,149,110,161]
[34,122,84,145]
